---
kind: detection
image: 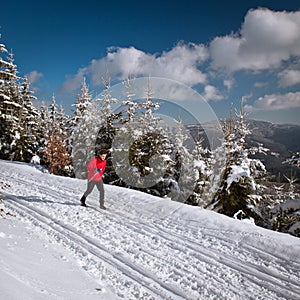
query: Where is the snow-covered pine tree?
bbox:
[42,95,72,176]
[284,175,300,200]
[283,152,300,168]
[107,74,139,186]
[111,78,174,195]
[188,138,211,206]
[127,79,164,184]
[95,71,120,152]
[73,77,91,124]
[92,72,121,183]
[127,78,159,175]
[0,42,40,162]
[0,48,23,160]
[72,74,121,180]
[138,80,193,198]
[264,156,300,237]
[0,42,12,158]
[163,118,199,202]
[210,103,267,223]
[70,78,93,179]
[12,76,40,161]
[121,73,140,123]
[37,103,52,158]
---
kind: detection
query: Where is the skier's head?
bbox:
[96,149,107,160]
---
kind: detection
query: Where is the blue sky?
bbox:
[1,0,300,124]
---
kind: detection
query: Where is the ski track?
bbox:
[1,163,300,300]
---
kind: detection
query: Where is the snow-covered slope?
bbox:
[0,160,299,300]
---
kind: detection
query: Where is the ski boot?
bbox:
[80,196,87,207]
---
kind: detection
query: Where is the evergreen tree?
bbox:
[71,78,93,178]
[164,118,197,202]
[188,138,211,206]
[128,78,161,175]
[95,72,120,151]
[42,95,73,176]
[0,47,23,160]
[283,152,300,168]
[72,74,121,180]
[111,78,174,193]
[0,42,40,162]
[0,42,12,157]
[121,74,140,123]
[262,157,300,236]
[73,77,91,124]
[93,73,122,183]
[210,104,267,222]
[37,103,51,159]
[12,76,39,161]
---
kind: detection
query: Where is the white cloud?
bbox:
[244,92,300,112]
[254,81,268,88]
[60,68,88,93]
[210,8,300,72]
[223,79,234,91]
[203,85,224,101]
[61,43,208,93]
[278,69,300,87]
[26,70,43,84]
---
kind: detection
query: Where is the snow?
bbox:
[30,155,41,165]
[270,198,300,214]
[0,93,10,100]
[226,161,255,191]
[0,159,300,300]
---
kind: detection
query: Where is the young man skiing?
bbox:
[80,149,107,209]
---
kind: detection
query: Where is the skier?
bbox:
[80,149,107,209]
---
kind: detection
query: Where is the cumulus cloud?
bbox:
[254,81,268,88]
[203,85,224,101]
[278,69,300,87]
[223,79,234,91]
[210,8,300,72]
[244,92,300,112]
[26,70,43,84]
[61,43,208,93]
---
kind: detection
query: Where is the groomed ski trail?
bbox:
[1,160,300,300]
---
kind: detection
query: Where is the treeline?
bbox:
[1,41,299,236]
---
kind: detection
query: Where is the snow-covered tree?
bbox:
[268,198,300,237]
[210,104,267,222]
[70,78,93,178]
[73,77,92,124]
[121,74,140,123]
[188,138,211,206]
[263,154,300,236]
[42,95,73,176]
[128,79,161,175]
[11,76,40,161]
[165,118,198,203]
[111,78,176,195]
[0,41,40,162]
[0,47,23,160]
[283,152,300,168]
[72,74,121,180]
[95,72,120,152]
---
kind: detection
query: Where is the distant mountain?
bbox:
[247,120,300,181]
[187,119,300,182]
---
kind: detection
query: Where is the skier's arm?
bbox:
[87,158,97,172]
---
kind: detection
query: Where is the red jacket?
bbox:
[87,157,106,182]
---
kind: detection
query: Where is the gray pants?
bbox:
[83,180,105,206]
